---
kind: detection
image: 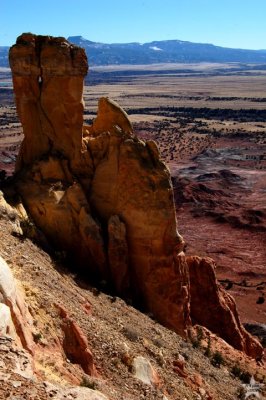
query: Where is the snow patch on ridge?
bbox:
[149,46,162,51]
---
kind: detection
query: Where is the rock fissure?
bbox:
[8,33,263,360]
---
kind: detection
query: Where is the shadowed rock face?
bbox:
[9,34,263,359]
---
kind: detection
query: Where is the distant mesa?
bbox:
[1,34,266,67]
[6,33,264,361]
[68,35,96,45]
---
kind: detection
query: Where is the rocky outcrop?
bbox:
[9,34,263,359]
[62,318,96,376]
[10,34,190,338]
[84,97,133,136]
[0,256,34,354]
[0,336,109,400]
[187,256,263,359]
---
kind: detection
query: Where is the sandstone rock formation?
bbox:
[84,97,133,136]
[9,33,263,360]
[57,304,97,376]
[9,33,89,176]
[0,335,109,400]
[187,256,262,359]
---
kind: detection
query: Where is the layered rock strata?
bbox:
[9,34,263,359]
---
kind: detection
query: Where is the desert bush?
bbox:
[80,376,98,389]
[240,371,251,384]
[211,351,224,367]
[122,326,139,342]
[231,364,242,378]
[231,365,252,384]
[32,332,42,343]
[256,296,265,304]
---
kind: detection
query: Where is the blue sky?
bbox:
[2,0,266,49]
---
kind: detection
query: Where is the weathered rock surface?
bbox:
[9,33,89,174]
[0,255,34,354]
[187,256,263,359]
[57,304,97,376]
[0,216,264,400]
[45,383,110,400]
[0,336,109,400]
[85,97,133,136]
[132,356,160,386]
[10,34,190,338]
[108,215,130,297]
[8,33,263,359]
[0,303,15,336]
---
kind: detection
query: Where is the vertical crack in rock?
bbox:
[9,33,263,360]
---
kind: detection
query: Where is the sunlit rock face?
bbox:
[9,34,263,359]
[9,33,88,174]
[0,255,34,353]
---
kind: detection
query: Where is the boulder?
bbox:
[0,256,34,353]
[62,319,96,376]
[56,303,97,376]
[45,382,109,400]
[132,356,160,386]
[0,303,15,336]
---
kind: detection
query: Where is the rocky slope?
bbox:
[0,33,265,399]
[0,215,265,400]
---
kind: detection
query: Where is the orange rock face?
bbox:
[9,34,263,359]
[187,256,263,359]
[9,33,88,173]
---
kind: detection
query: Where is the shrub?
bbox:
[122,327,139,342]
[231,364,242,378]
[80,376,98,389]
[211,351,224,368]
[240,371,251,384]
[32,332,42,343]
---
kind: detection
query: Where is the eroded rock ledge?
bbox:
[8,33,263,360]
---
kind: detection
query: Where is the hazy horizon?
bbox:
[2,0,266,50]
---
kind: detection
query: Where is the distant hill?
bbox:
[1,36,266,67]
[68,36,266,65]
[0,46,9,68]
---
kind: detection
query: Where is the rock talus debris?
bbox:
[9,33,263,359]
